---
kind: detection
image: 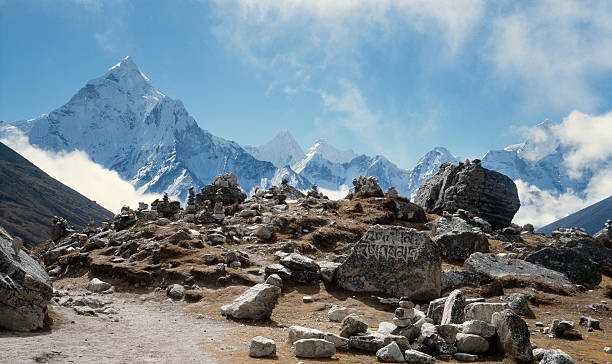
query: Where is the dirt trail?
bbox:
[0,292,229,364]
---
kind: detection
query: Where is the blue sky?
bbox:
[2,0,612,168]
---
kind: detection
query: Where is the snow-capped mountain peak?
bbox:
[2,57,309,201]
[305,139,358,164]
[244,130,305,168]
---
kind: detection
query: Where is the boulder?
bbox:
[426,297,447,325]
[433,230,489,261]
[249,336,276,358]
[264,264,292,280]
[464,252,571,287]
[348,332,386,352]
[336,226,441,300]
[501,293,529,316]
[340,313,368,337]
[317,261,340,282]
[166,284,185,300]
[328,305,348,322]
[376,341,405,362]
[594,220,612,239]
[464,302,509,323]
[404,349,436,364]
[525,247,601,287]
[264,274,282,288]
[455,333,489,354]
[541,349,574,364]
[288,325,325,343]
[462,320,496,340]
[221,283,281,320]
[565,239,612,275]
[86,278,112,293]
[390,197,428,222]
[491,309,533,363]
[441,289,466,325]
[0,228,53,331]
[293,338,335,358]
[280,253,319,272]
[454,352,478,362]
[441,270,481,291]
[414,160,520,229]
[323,333,349,348]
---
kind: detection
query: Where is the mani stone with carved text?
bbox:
[335,225,441,300]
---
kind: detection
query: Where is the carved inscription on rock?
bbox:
[335,225,441,300]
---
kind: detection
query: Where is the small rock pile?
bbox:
[346,175,384,199]
[196,173,247,206]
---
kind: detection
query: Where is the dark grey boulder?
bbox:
[491,309,533,363]
[414,160,520,229]
[335,226,441,300]
[441,269,481,291]
[433,230,489,261]
[1,226,53,331]
[525,247,601,288]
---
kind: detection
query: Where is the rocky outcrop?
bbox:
[335,226,441,300]
[525,247,601,287]
[0,226,53,331]
[414,160,520,229]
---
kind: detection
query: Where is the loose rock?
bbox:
[249,336,276,358]
[221,283,281,320]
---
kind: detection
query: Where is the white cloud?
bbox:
[514,169,611,228]
[1,130,161,214]
[210,0,485,93]
[320,80,380,132]
[488,0,612,110]
[555,110,612,177]
[94,29,114,52]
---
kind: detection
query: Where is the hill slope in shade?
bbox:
[537,195,612,235]
[0,141,114,245]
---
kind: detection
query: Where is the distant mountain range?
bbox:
[1,57,604,220]
[537,195,612,235]
[0,141,113,245]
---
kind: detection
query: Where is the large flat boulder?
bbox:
[0,227,53,331]
[414,160,520,229]
[335,226,441,300]
[464,252,571,287]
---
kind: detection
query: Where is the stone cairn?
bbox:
[393,299,415,328]
[346,175,384,199]
[151,193,181,219]
[306,184,327,199]
[196,172,246,206]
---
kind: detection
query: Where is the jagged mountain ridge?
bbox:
[2,57,309,200]
[245,131,460,197]
[0,141,114,245]
[481,120,599,196]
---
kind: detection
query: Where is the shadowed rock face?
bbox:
[0,226,53,331]
[414,160,520,229]
[525,247,601,288]
[335,225,441,300]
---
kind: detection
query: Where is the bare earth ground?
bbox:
[1,274,611,364]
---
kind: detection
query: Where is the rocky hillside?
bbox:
[5,170,608,362]
[538,195,612,235]
[0,141,113,245]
